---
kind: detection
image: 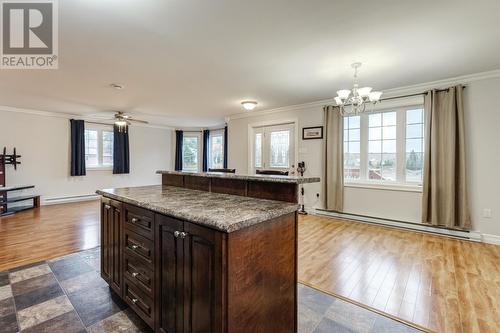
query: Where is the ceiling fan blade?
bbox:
[128,118,149,124]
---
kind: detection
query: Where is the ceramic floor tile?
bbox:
[48,254,94,281]
[14,281,64,310]
[298,284,335,315]
[371,316,420,333]
[86,308,152,333]
[0,271,9,287]
[298,300,323,333]
[17,294,74,330]
[0,297,15,317]
[69,284,127,327]
[324,298,377,333]
[60,270,108,295]
[313,317,357,333]
[22,309,86,333]
[0,284,13,301]
[11,272,57,296]
[8,263,52,284]
[0,313,18,333]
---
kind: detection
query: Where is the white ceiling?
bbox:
[1,0,500,127]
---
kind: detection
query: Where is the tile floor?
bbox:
[0,247,423,333]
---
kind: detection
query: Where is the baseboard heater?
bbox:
[314,209,482,242]
[43,194,100,205]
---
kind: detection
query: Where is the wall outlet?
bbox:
[483,208,492,218]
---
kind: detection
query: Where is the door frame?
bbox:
[247,118,299,174]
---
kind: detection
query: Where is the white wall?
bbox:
[227,76,500,238]
[0,109,173,202]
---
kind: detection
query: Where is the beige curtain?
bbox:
[323,105,343,212]
[422,85,471,229]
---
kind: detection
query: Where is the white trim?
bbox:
[312,209,484,242]
[42,194,100,205]
[0,105,175,130]
[481,234,500,245]
[344,182,422,193]
[225,69,500,121]
[86,166,113,171]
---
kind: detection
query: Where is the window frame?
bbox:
[343,104,424,191]
[84,125,114,171]
[182,131,202,172]
[208,129,225,170]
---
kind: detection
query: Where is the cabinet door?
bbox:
[101,199,113,282]
[156,215,184,333]
[110,200,122,294]
[183,222,224,333]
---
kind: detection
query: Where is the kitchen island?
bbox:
[96,175,318,333]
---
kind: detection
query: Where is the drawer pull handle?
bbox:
[132,298,138,304]
[104,204,111,209]
[132,272,139,278]
[174,231,188,239]
[131,245,139,250]
[131,217,139,223]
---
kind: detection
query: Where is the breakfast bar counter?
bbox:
[97,182,303,332]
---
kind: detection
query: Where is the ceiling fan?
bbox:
[113,111,148,126]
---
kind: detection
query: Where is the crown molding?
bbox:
[226,69,500,121]
[0,105,175,130]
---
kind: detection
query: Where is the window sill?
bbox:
[344,182,423,193]
[87,166,113,171]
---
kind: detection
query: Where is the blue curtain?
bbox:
[113,125,130,174]
[223,125,228,168]
[70,119,86,176]
[174,130,183,171]
[202,130,210,172]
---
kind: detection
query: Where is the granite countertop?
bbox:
[156,170,320,185]
[96,185,299,233]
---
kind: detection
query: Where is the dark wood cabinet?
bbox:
[155,215,224,333]
[101,198,122,295]
[101,199,297,333]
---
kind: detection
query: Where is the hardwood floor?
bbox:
[1,203,499,332]
[0,200,99,271]
[298,214,500,333]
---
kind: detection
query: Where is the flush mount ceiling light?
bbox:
[109,83,125,90]
[334,63,383,116]
[241,101,258,111]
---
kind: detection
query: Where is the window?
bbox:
[208,130,224,169]
[182,133,201,172]
[252,123,295,171]
[84,127,113,168]
[343,106,424,186]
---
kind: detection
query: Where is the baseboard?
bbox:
[42,194,100,205]
[312,209,484,242]
[481,233,500,245]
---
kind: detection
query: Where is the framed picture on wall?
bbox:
[302,126,323,140]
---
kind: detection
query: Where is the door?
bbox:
[156,215,184,333]
[183,222,223,333]
[100,198,122,294]
[101,199,112,282]
[252,123,295,173]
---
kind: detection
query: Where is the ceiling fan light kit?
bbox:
[335,62,383,116]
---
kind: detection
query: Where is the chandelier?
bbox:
[335,62,383,116]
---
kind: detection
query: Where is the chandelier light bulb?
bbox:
[334,97,343,105]
[336,90,351,100]
[357,87,373,98]
[369,91,383,102]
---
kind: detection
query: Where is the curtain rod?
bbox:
[379,85,467,103]
[85,121,113,126]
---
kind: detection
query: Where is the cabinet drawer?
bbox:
[124,279,154,328]
[124,204,154,240]
[123,253,154,297]
[124,230,154,266]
